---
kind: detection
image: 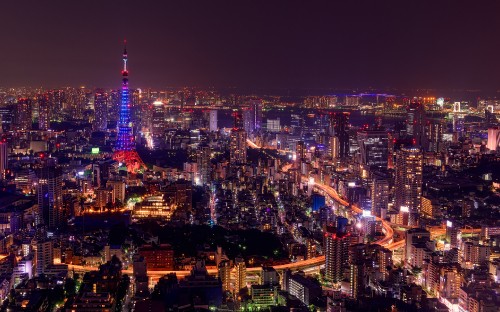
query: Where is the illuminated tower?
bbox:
[113,41,146,172]
[117,42,134,151]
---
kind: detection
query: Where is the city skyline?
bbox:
[1,1,500,91]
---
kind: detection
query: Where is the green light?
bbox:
[91,147,100,154]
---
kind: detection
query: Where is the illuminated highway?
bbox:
[312,181,395,248]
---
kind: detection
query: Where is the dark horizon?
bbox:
[1,1,500,91]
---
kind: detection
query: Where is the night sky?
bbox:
[1,1,500,91]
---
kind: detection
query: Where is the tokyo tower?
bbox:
[113,40,146,172]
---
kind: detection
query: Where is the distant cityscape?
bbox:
[0,44,498,312]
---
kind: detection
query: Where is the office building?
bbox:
[357,130,389,168]
[406,102,426,147]
[330,113,349,158]
[209,109,218,132]
[138,244,174,270]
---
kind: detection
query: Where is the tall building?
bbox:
[0,142,7,179]
[229,129,247,165]
[218,260,231,292]
[424,118,443,152]
[324,225,349,283]
[93,89,108,131]
[15,98,32,131]
[357,129,389,168]
[151,101,165,136]
[242,100,263,134]
[394,147,423,226]
[209,109,218,132]
[34,239,53,276]
[36,164,63,229]
[38,94,50,130]
[406,102,426,147]
[234,257,246,293]
[330,113,350,158]
[370,174,389,218]
[197,143,211,185]
[113,41,145,172]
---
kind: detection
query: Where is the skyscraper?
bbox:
[395,147,423,226]
[371,174,389,218]
[230,129,247,165]
[209,109,218,132]
[15,98,32,131]
[357,129,389,168]
[36,164,63,229]
[197,143,211,185]
[234,257,246,293]
[324,225,349,283]
[243,99,262,135]
[406,102,426,147]
[93,89,108,131]
[113,41,146,172]
[330,113,349,158]
[38,94,50,131]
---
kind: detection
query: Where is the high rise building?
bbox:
[93,89,108,131]
[242,99,262,135]
[34,238,53,276]
[0,142,7,179]
[324,225,349,283]
[197,143,211,185]
[218,260,231,292]
[330,113,350,158]
[357,129,389,168]
[209,109,218,132]
[229,129,247,165]
[15,98,32,131]
[424,118,443,152]
[370,174,389,218]
[234,257,246,292]
[406,102,426,147]
[38,94,50,130]
[151,101,165,136]
[36,164,63,229]
[395,147,423,226]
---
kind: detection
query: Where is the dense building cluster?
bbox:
[0,49,498,312]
